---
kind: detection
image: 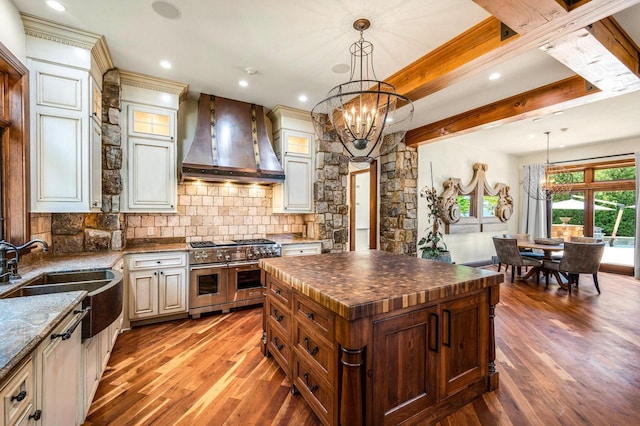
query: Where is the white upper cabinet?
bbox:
[120,72,187,213]
[24,15,110,213]
[268,106,315,213]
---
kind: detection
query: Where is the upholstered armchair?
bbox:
[493,237,542,283]
[570,236,603,243]
[543,241,605,294]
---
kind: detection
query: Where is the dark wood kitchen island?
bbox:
[259,250,503,425]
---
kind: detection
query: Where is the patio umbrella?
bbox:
[551,199,613,210]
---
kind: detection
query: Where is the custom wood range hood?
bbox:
[181,93,285,184]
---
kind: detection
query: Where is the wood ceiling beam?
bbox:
[386,0,640,104]
[404,76,608,147]
[543,17,640,92]
[384,17,518,104]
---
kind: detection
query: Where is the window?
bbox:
[550,158,635,270]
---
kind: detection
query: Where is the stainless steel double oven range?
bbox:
[188,239,281,318]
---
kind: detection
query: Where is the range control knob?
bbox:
[247,252,254,259]
[225,254,231,261]
[217,252,223,260]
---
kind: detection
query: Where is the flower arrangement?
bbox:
[418,162,450,262]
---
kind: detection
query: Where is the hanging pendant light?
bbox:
[311,18,414,163]
[522,131,574,201]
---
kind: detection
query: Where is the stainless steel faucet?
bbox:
[0,239,49,283]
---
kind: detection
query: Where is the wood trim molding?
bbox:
[0,41,29,243]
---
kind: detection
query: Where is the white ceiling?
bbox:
[11,0,640,157]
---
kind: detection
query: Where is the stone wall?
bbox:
[379,141,418,256]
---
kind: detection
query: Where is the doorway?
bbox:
[349,160,377,251]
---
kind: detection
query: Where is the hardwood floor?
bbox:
[84,270,640,425]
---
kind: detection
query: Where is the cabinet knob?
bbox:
[11,390,27,402]
[29,410,42,421]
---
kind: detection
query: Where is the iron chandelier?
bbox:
[522,131,574,201]
[311,18,414,163]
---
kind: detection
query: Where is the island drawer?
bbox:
[294,323,336,382]
[294,295,334,341]
[266,275,292,307]
[268,299,292,336]
[267,322,292,375]
[0,357,34,426]
[293,357,335,426]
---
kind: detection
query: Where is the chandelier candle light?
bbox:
[311,18,414,162]
[521,131,573,201]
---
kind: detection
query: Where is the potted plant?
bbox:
[418,184,452,263]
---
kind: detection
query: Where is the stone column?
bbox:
[312,120,349,253]
[379,142,418,256]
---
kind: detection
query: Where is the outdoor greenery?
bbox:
[551,166,636,237]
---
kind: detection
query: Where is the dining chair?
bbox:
[492,237,542,283]
[570,236,603,243]
[543,241,605,294]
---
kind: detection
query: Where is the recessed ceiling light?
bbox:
[489,72,501,81]
[46,0,66,11]
[160,60,172,69]
[532,117,544,122]
[298,94,308,102]
[243,67,258,75]
[553,110,564,115]
[151,1,181,19]
[239,80,248,87]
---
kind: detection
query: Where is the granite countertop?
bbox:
[260,250,503,320]
[0,291,86,383]
[267,234,322,245]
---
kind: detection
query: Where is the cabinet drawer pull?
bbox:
[274,289,281,295]
[11,390,27,402]
[429,313,439,353]
[29,410,42,421]
[443,309,452,348]
[306,312,314,320]
[273,309,284,322]
[302,373,319,393]
[273,337,284,351]
[51,307,91,341]
[304,336,319,356]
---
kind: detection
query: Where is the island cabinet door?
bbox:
[372,306,438,425]
[439,292,488,400]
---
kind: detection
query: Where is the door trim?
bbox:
[349,160,378,251]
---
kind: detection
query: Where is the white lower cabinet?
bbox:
[281,242,322,257]
[81,313,122,420]
[127,252,187,322]
[37,304,84,426]
[0,357,36,426]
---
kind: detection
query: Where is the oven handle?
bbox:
[227,261,260,268]
[189,264,228,271]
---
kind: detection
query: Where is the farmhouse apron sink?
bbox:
[5,268,123,339]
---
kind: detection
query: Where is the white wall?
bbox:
[0,0,26,63]
[418,140,520,264]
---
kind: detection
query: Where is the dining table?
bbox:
[517,241,567,288]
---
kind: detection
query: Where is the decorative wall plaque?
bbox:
[440,163,513,234]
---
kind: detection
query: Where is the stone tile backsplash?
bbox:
[125,181,306,242]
